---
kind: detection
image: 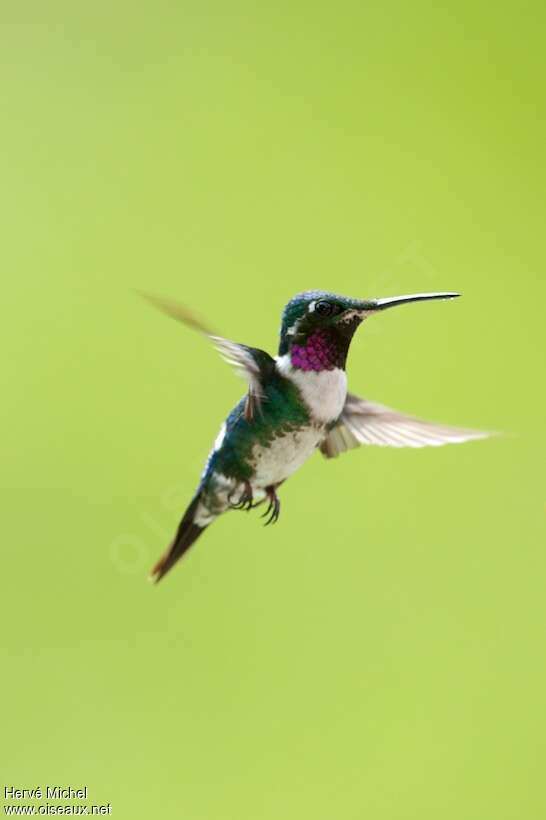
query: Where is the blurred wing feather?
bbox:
[139,292,274,418]
[321,392,492,458]
[208,335,265,401]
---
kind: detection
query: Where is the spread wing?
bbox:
[140,292,275,420]
[320,392,492,458]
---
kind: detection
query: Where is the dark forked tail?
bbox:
[149,494,208,583]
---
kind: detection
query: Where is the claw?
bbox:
[228,481,254,511]
[261,486,280,526]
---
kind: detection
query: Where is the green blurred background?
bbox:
[1,1,545,818]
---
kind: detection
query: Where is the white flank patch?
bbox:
[194,502,216,527]
[213,471,235,490]
[275,354,347,424]
[213,422,227,451]
[195,471,268,525]
[201,422,228,479]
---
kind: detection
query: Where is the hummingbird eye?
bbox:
[315,300,334,316]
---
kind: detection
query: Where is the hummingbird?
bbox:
[143,290,488,582]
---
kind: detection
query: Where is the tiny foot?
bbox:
[228,481,254,512]
[261,485,281,526]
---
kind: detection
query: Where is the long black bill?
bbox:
[370,292,460,311]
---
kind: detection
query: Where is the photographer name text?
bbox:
[5,788,88,801]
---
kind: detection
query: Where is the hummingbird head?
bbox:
[278,290,460,370]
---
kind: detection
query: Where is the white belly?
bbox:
[194,428,322,526]
[195,358,348,524]
[251,426,324,487]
